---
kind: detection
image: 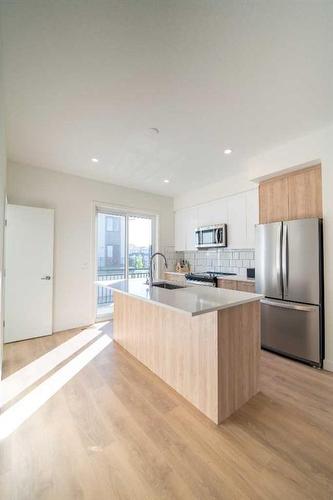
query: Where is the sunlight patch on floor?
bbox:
[0,323,108,407]
[0,334,112,440]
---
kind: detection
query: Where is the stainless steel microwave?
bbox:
[195,224,227,248]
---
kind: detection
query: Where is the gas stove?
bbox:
[185,271,237,287]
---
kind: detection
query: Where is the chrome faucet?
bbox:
[146,252,168,285]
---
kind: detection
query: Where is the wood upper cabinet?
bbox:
[259,165,322,224]
[259,176,289,224]
[288,165,322,220]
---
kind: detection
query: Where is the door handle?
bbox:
[276,224,281,294]
[282,223,288,296]
[41,276,52,280]
[261,299,317,312]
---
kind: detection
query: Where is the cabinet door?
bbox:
[196,198,227,227]
[184,206,198,251]
[196,202,213,227]
[175,207,198,251]
[246,189,259,248]
[218,279,237,290]
[227,193,247,248]
[259,177,289,223]
[288,165,322,220]
[237,281,255,293]
[175,210,186,251]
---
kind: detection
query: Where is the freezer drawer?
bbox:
[261,299,321,365]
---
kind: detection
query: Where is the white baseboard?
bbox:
[323,359,333,372]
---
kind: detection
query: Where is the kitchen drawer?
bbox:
[218,279,255,292]
[218,279,237,290]
[237,281,255,293]
[261,299,321,365]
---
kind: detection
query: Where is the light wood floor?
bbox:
[1,322,333,499]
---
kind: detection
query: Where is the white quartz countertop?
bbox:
[97,278,263,316]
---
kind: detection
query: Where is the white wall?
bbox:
[7,162,174,332]
[0,43,7,379]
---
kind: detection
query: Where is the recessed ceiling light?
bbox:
[91,158,99,163]
[163,179,170,184]
[224,149,232,155]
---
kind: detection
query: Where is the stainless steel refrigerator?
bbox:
[255,218,324,367]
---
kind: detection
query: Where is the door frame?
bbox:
[91,201,158,322]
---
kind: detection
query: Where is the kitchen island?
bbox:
[102,279,263,424]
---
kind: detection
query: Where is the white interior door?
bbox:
[5,204,54,343]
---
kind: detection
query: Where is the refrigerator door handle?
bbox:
[282,223,289,296]
[261,299,317,312]
[276,223,282,296]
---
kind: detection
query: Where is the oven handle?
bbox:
[186,280,216,287]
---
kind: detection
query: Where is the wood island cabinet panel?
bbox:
[113,291,260,424]
[259,176,289,223]
[288,165,322,220]
[113,291,219,423]
[218,301,260,422]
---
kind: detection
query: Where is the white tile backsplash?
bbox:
[168,247,256,275]
[163,246,256,277]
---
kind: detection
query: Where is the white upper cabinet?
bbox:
[197,198,227,227]
[245,188,259,248]
[174,206,198,251]
[174,188,259,251]
[227,193,247,248]
[184,206,198,251]
[175,209,186,251]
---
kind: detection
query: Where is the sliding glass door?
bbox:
[96,208,154,319]
[128,216,153,278]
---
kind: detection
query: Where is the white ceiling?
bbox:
[1,0,333,196]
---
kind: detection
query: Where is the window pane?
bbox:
[128,216,152,279]
[96,213,125,316]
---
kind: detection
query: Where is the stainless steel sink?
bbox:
[152,281,184,290]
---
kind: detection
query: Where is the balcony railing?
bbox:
[97,271,149,306]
